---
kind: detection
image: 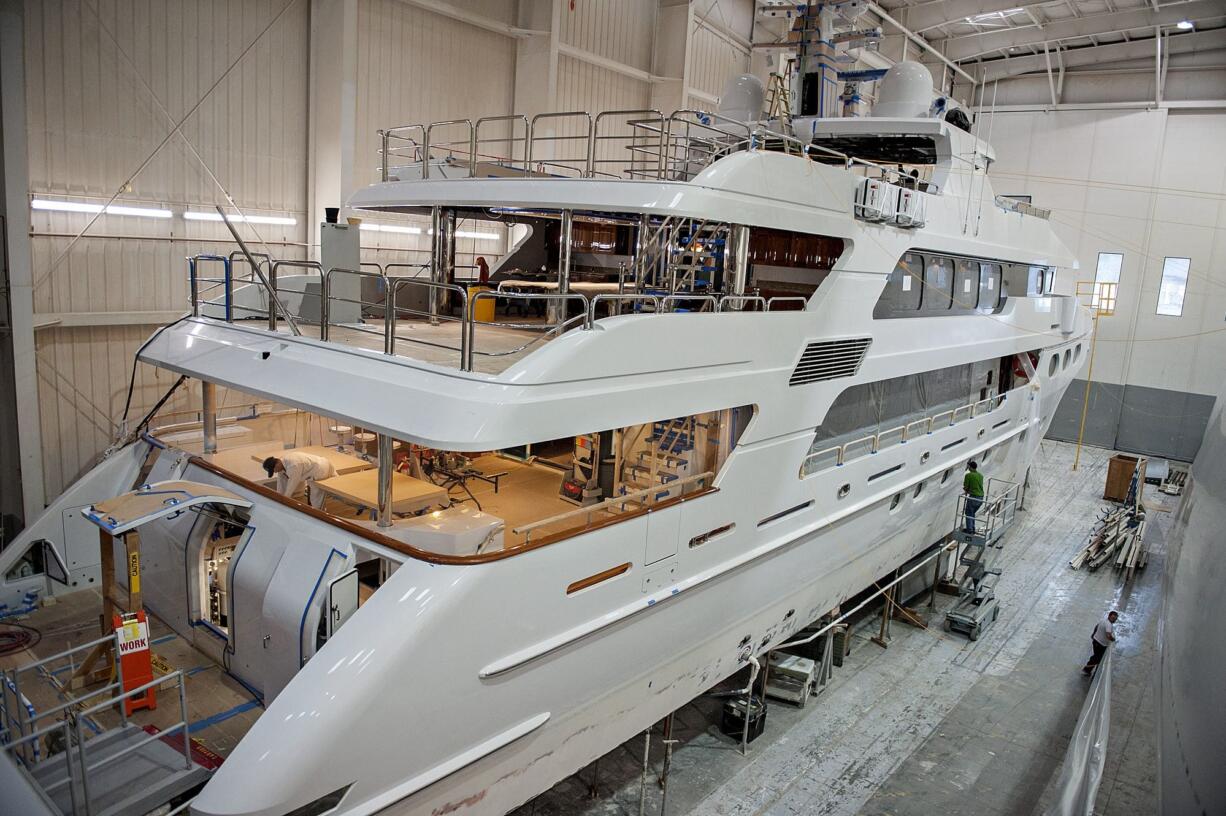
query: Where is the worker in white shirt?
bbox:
[263,452,337,508]
[1082,609,1119,675]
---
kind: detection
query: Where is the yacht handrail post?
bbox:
[188,257,199,317]
[550,209,574,326]
[377,434,393,528]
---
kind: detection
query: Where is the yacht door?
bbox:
[326,569,359,639]
[644,507,681,565]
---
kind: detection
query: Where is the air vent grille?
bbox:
[789,337,872,386]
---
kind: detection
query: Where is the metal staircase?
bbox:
[619,418,696,504]
[633,218,728,297]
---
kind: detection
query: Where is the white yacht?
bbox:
[1,63,1091,816]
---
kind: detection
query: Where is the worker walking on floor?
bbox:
[962,460,985,534]
[263,451,337,508]
[1083,610,1119,675]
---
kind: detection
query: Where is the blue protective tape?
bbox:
[187,699,261,733]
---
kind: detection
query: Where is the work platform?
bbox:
[509,443,1171,816]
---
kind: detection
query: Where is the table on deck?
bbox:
[248,445,374,476]
[313,470,449,516]
[203,442,283,485]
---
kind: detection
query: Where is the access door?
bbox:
[326,569,360,639]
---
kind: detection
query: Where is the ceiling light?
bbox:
[32,199,172,219]
[183,210,297,225]
[1176,19,1193,29]
[456,230,500,241]
[359,222,423,235]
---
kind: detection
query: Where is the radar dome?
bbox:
[872,61,934,118]
[718,74,766,123]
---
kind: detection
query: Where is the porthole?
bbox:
[890,492,902,512]
[920,451,931,464]
[1075,343,1082,362]
[1048,354,1059,377]
[978,428,986,439]
[913,481,924,499]
[1063,349,1071,370]
[941,468,951,485]
[981,447,991,463]
[838,483,851,499]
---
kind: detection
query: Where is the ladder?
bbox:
[765,69,793,131]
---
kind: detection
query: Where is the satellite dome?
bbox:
[872,62,934,118]
[718,74,766,123]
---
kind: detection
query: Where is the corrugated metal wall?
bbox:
[558,0,657,73]
[25,0,311,496]
[685,17,749,106]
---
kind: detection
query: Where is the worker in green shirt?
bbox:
[963,460,985,534]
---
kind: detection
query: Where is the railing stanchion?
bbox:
[75,716,92,816]
[379,129,389,182]
[188,258,199,317]
[321,271,330,342]
[178,677,192,770]
[223,258,233,322]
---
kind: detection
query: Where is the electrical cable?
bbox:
[0,621,42,656]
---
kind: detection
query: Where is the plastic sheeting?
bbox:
[807,358,996,454]
[1045,649,1113,816]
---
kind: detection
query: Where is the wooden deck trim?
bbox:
[186,455,718,566]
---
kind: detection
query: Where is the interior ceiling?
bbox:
[877,0,1226,80]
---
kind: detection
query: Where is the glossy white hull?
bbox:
[190,358,1076,816]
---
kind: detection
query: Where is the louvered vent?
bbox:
[789,337,872,386]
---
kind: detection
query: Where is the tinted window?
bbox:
[877,252,923,314]
[979,263,1001,311]
[953,260,979,310]
[1029,266,1046,295]
[922,257,953,311]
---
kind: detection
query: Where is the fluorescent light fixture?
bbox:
[183,210,297,225]
[32,199,172,219]
[359,222,423,235]
[456,230,500,241]
[1176,19,1193,29]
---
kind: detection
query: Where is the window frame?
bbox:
[1093,252,1123,309]
[952,259,980,310]
[921,256,954,312]
[1156,256,1190,317]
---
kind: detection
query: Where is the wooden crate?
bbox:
[1105,454,1147,503]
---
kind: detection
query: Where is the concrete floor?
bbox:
[513,441,1169,816]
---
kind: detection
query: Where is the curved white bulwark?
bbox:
[2,108,1092,816]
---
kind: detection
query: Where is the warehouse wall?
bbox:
[14,0,766,507]
[983,107,1226,461]
[24,0,311,498]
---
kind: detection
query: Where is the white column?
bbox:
[1,0,46,521]
[307,0,359,256]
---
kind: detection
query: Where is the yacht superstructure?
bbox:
[1,63,1091,816]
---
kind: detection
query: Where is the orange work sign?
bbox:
[114,610,157,715]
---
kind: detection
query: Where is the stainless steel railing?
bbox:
[188,255,814,373]
[799,393,1011,477]
[375,106,902,184]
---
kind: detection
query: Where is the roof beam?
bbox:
[903,0,1054,35]
[945,1,1226,61]
[970,26,1226,81]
